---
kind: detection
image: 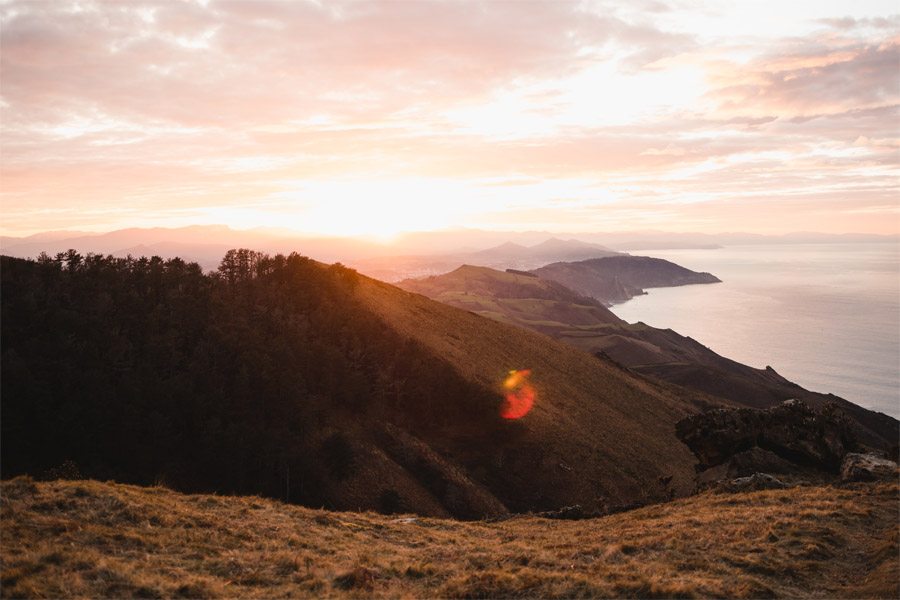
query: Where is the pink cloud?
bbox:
[0,1,897,235]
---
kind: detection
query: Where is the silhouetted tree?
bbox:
[1,249,501,507]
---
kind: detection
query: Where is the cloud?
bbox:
[0,1,897,236]
[710,41,899,117]
[817,15,900,30]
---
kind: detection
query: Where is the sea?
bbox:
[611,242,900,419]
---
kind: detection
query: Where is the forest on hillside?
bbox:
[1,250,503,507]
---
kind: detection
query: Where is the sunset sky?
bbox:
[1,0,898,238]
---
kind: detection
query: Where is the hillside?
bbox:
[355,269,710,510]
[1,251,708,519]
[398,264,624,331]
[533,255,721,305]
[396,264,898,448]
[2,478,897,599]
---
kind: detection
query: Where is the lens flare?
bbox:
[500,369,535,419]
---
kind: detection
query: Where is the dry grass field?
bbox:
[2,477,897,599]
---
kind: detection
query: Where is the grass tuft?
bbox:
[1,479,897,598]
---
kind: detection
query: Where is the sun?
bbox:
[293,179,473,240]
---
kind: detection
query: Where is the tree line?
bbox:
[1,249,501,505]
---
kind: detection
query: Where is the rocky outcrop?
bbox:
[694,447,810,487]
[718,473,789,493]
[537,505,586,520]
[840,453,898,482]
[676,399,859,475]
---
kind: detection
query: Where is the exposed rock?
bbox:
[724,447,802,477]
[505,268,538,278]
[718,473,789,493]
[840,453,898,482]
[538,505,585,520]
[676,399,858,474]
[696,448,805,488]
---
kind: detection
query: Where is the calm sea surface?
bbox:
[611,242,900,418]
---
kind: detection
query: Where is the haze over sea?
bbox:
[612,242,900,418]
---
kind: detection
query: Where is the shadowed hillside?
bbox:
[533,255,721,305]
[356,269,712,510]
[2,477,897,599]
[2,250,711,518]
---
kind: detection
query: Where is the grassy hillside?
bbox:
[2,251,710,518]
[399,264,624,329]
[397,265,898,449]
[1,252,522,518]
[2,477,897,599]
[357,272,707,511]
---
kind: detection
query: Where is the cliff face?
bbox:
[532,255,720,305]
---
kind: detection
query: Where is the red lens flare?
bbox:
[500,369,535,419]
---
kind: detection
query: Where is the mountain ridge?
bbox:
[532,255,721,306]
[396,263,897,449]
[1,251,708,518]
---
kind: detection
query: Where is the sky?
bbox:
[1,0,898,239]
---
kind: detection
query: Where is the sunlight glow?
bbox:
[1,1,897,236]
[444,61,707,137]
[280,179,476,240]
[500,369,536,420]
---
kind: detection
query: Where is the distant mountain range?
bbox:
[471,238,619,261]
[0,227,618,279]
[3,225,895,281]
[354,238,621,281]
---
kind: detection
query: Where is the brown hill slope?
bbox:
[355,273,707,511]
[3,478,897,599]
[396,265,898,449]
[533,255,721,305]
[1,252,706,519]
[398,264,624,328]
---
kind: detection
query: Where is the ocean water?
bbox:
[611,242,900,418]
